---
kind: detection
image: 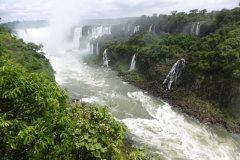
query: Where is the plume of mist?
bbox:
[15,1,86,57]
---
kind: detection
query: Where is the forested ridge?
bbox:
[0,25,154,159]
[87,7,240,132]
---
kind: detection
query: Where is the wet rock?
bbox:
[225,121,240,133]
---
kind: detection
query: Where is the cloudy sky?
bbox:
[0,0,239,23]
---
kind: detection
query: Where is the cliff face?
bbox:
[179,66,240,113]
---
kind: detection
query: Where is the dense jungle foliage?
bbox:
[0,25,155,159]
[89,7,240,120]
[0,25,55,81]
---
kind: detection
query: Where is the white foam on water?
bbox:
[123,91,240,160]
[82,96,106,105]
[122,81,128,85]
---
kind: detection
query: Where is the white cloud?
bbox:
[0,0,239,23]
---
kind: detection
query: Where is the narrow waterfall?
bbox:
[41,48,50,59]
[88,29,90,37]
[162,58,185,89]
[190,23,195,33]
[153,25,156,33]
[190,23,201,36]
[103,49,108,67]
[128,25,130,32]
[129,54,136,71]
[149,25,153,32]
[72,27,82,48]
[85,38,91,53]
[91,26,111,38]
[89,43,94,54]
[134,25,140,33]
[96,42,99,55]
[123,26,125,31]
[195,23,201,35]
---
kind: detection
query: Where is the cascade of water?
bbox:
[97,26,103,36]
[102,26,109,35]
[92,27,97,37]
[129,54,136,71]
[123,26,125,31]
[88,29,90,37]
[195,23,201,35]
[41,48,50,59]
[190,23,195,33]
[149,25,153,32]
[103,49,108,67]
[96,42,99,55]
[86,41,90,53]
[15,30,30,42]
[91,28,95,37]
[134,25,140,33]
[162,58,185,89]
[128,25,130,32]
[89,43,94,54]
[190,23,201,35]
[72,27,82,48]
[153,25,156,33]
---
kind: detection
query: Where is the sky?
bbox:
[0,0,239,23]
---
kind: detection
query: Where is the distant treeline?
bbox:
[2,20,49,29]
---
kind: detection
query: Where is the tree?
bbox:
[189,9,199,15]
[171,10,177,15]
[200,9,207,14]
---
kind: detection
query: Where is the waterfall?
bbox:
[41,48,50,59]
[89,43,93,54]
[190,23,195,33]
[162,58,185,89]
[153,25,156,33]
[128,25,130,32]
[123,26,125,31]
[190,23,201,35]
[149,25,153,32]
[88,29,90,37]
[103,49,108,67]
[91,26,111,38]
[195,23,201,35]
[129,54,136,71]
[134,25,140,33]
[72,27,82,48]
[96,42,99,55]
[103,26,111,35]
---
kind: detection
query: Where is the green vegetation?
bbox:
[0,24,157,159]
[0,25,55,81]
